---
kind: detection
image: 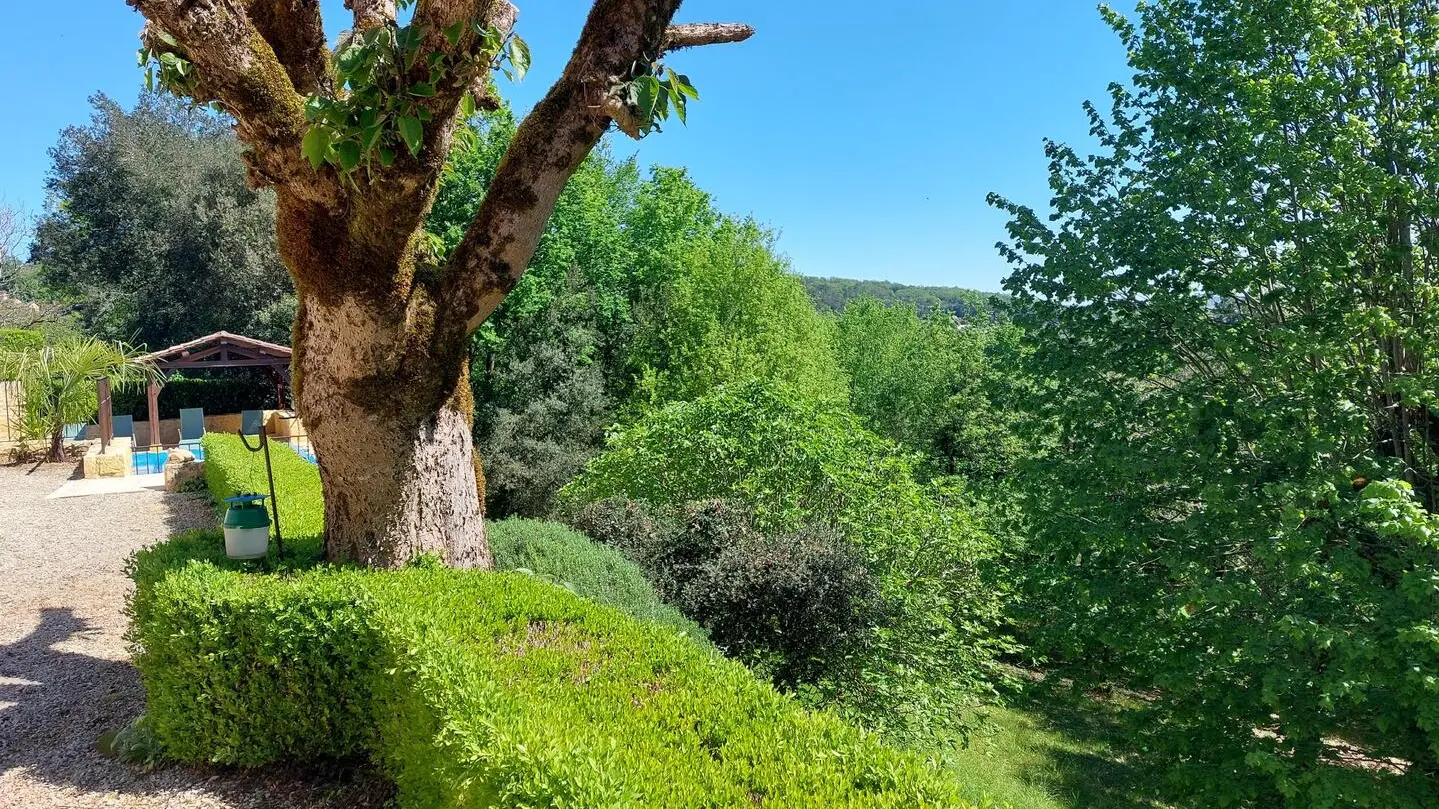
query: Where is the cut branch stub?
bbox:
[347,0,396,31]
[663,22,756,52]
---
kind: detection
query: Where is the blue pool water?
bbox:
[131,443,318,474]
[132,446,205,475]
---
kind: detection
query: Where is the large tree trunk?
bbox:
[291,284,490,569]
[127,0,751,571]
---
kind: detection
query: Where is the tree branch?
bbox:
[347,0,395,31]
[130,0,315,193]
[663,22,755,52]
[340,0,516,261]
[438,1,752,336]
[247,0,331,96]
[409,0,518,158]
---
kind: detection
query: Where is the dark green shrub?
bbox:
[569,499,880,686]
[486,518,708,644]
[677,506,881,687]
[127,537,981,807]
[564,496,673,559]
[112,374,282,420]
[564,381,1013,735]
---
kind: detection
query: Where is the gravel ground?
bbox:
[0,463,391,809]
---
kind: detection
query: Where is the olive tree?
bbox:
[123,0,751,568]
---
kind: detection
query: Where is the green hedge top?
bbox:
[0,328,45,353]
[128,537,983,808]
[202,432,324,541]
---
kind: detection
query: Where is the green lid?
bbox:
[224,501,271,530]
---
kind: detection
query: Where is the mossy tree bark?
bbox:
[124,0,751,568]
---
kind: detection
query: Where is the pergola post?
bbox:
[268,367,288,410]
[147,380,162,448]
[97,378,113,451]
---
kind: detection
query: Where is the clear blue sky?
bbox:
[0,1,1131,292]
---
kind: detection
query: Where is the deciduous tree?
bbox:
[994,1,1439,802]
[33,93,294,347]
[123,0,751,567]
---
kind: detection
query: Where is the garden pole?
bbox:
[237,428,285,558]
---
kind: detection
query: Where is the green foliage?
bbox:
[137,31,199,99]
[110,373,280,420]
[127,539,379,764]
[627,212,850,409]
[300,21,528,174]
[201,432,700,638]
[993,2,1439,804]
[568,498,880,688]
[615,65,699,136]
[429,128,849,511]
[0,336,154,454]
[565,380,1012,737]
[834,299,1025,481]
[128,537,981,807]
[486,517,707,643]
[472,285,614,518]
[803,276,1004,320]
[32,92,295,348]
[0,328,43,353]
[201,432,324,543]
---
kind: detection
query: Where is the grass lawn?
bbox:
[946,686,1183,809]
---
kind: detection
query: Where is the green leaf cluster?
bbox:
[137,31,199,100]
[301,21,529,172]
[617,65,699,136]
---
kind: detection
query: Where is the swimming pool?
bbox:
[132,447,205,475]
[131,443,318,474]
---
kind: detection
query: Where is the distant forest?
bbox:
[800,276,1003,319]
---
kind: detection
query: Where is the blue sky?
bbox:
[0,1,1131,292]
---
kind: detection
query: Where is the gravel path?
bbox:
[0,463,391,809]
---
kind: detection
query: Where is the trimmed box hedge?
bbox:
[128,537,980,807]
[199,433,705,640]
[201,432,324,545]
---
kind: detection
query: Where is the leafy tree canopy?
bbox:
[994,1,1439,803]
[32,92,295,349]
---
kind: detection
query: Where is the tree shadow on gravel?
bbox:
[0,606,392,808]
[161,488,219,538]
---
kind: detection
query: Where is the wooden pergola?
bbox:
[98,331,293,449]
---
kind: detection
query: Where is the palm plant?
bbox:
[0,337,156,461]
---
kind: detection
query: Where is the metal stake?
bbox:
[237,427,284,558]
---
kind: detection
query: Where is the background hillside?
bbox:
[801,276,1005,319]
